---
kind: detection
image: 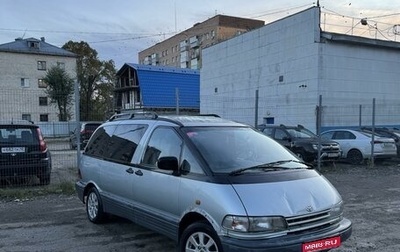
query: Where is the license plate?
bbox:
[328,153,339,157]
[1,147,26,153]
[302,236,341,252]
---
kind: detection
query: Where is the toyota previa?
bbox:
[75,113,352,252]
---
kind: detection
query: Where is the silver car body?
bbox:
[76,115,351,251]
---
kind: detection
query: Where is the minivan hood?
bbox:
[231,174,341,217]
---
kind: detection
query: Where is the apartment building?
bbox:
[0,37,77,122]
[139,15,264,69]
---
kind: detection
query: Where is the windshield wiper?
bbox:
[229,160,310,176]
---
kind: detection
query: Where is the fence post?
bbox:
[254,89,259,127]
[317,95,322,171]
[74,81,81,168]
[371,98,375,167]
[176,88,180,115]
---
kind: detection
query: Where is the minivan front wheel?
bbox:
[86,187,105,223]
[180,221,222,252]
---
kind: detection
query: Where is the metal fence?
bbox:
[1,86,399,190]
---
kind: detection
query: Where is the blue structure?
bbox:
[115,63,200,111]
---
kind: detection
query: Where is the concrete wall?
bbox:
[201,7,321,130]
[200,7,400,132]
[0,52,76,122]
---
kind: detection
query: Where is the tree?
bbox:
[43,66,74,121]
[62,41,116,121]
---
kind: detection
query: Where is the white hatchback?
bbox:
[321,129,397,164]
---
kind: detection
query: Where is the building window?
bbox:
[40,114,49,122]
[39,97,48,106]
[38,79,47,88]
[21,78,30,88]
[37,61,46,70]
[57,62,65,69]
[22,114,31,121]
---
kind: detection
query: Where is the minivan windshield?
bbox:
[183,127,308,173]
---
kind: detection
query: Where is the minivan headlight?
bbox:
[222,215,287,233]
[330,201,344,220]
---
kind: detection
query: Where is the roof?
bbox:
[0,37,76,57]
[118,63,200,109]
[321,32,400,50]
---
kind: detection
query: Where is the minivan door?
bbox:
[132,127,183,236]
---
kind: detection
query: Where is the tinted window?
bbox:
[275,128,288,140]
[262,128,273,136]
[85,125,116,158]
[0,127,38,145]
[108,124,147,163]
[142,127,182,168]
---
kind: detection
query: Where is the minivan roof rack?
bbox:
[198,114,220,118]
[108,111,158,121]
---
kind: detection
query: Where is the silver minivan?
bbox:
[75,113,352,252]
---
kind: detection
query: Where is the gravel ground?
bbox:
[322,160,400,251]
[1,159,399,251]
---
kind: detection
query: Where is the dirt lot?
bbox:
[0,159,400,251]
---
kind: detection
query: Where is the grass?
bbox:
[0,181,76,201]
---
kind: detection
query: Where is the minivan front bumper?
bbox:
[220,218,352,252]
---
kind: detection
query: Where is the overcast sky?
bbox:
[1,0,400,68]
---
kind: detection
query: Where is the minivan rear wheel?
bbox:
[180,221,222,252]
[86,187,105,223]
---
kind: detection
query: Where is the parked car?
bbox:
[321,129,397,164]
[258,124,342,163]
[69,122,102,150]
[361,127,400,156]
[76,113,351,252]
[0,120,51,185]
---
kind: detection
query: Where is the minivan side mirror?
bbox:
[158,156,179,174]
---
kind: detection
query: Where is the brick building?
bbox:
[139,15,264,69]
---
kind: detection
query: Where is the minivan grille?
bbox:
[285,210,336,234]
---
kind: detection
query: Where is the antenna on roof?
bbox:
[21,29,27,39]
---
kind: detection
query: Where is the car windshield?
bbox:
[183,126,308,173]
[286,128,316,138]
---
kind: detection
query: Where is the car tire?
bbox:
[347,149,363,165]
[179,221,222,252]
[86,187,106,223]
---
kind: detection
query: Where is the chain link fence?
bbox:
[1,85,399,190]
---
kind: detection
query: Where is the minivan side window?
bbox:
[142,127,182,168]
[108,124,147,163]
[85,125,116,158]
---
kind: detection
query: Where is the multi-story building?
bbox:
[0,37,77,122]
[138,15,264,69]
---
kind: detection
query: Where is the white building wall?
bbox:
[201,7,322,131]
[0,52,76,122]
[201,6,400,132]
[319,42,400,129]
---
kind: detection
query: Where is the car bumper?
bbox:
[220,218,352,252]
[75,180,86,203]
